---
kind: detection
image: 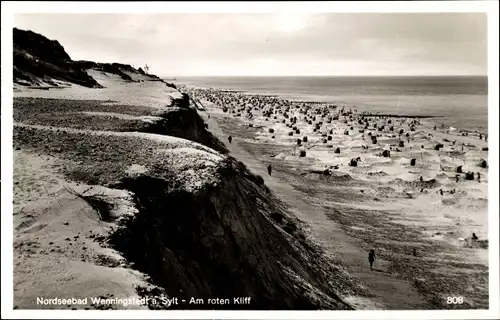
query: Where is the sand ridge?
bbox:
[13,150,156,310]
[12,81,224,309]
[12,76,363,310]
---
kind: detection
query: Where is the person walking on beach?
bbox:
[228,135,232,144]
[477,172,481,183]
[267,164,272,176]
[368,249,376,270]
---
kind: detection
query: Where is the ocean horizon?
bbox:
[10,10,494,313]
[171,75,488,133]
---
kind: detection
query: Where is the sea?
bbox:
[170,76,488,133]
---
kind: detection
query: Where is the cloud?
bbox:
[14,13,487,76]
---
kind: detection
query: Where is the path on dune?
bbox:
[203,109,428,310]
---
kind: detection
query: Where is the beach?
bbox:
[12,73,363,311]
[7,9,497,317]
[181,84,489,309]
[176,76,488,133]
[11,72,489,310]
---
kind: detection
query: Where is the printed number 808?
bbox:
[447,296,464,304]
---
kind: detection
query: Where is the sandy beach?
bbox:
[10,74,489,310]
[12,73,362,310]
[183,85,489,309]
[8,12,495,315]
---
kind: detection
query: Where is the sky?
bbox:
[13,13,487,77]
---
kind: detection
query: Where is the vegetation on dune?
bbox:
[14,27,173,88]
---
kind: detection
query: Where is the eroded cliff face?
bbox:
[141,93,229,154]
[13,96,355,309]
[109,157,353,310]
[12,28,356,310]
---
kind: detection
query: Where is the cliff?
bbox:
[12,28,359,310]
[13,28,176,89]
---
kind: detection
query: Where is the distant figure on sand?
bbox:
[439,189,443,196]
[456,175,460,183]
[267,164,272,176]
[413,248,417,257]
[420,176,423,182]
[472,233,478,241]
[477,172,481,183]
[368,249,376,270]
[228,135,232,144]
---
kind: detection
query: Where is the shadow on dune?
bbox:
[108,157,354,310]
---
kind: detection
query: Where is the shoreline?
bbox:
[176,82,488,136]
[10,24,492,313]
[12,80,361,310]
[11,78,489,310]
[187,84,489,309]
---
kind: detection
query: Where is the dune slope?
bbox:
[12,28,361,310]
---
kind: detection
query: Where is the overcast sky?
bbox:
[14,13,487,77]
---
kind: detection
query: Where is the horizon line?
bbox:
[160,74,488,78]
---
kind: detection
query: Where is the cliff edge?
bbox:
[13,28,176,90]
[12,28,363,310]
